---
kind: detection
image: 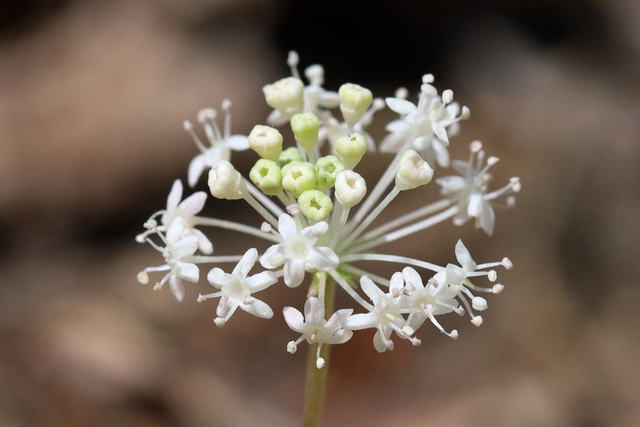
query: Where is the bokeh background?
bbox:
[1,0,639,426]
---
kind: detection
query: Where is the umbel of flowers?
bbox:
[136,51,520,372]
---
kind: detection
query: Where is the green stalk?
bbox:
[302,274,336,427]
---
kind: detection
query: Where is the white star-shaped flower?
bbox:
[137,218,200,302]
[346,274,418,352]
[198,248,277,327]
[283,297,353,368]
[185,102,250,187]
[260,214,339,288]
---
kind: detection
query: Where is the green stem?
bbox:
[302,274,336,427]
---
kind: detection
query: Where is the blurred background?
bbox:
[0,0,639,426]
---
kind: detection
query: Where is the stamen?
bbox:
[287,50,300,79]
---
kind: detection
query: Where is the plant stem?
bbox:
[302,274,336,427]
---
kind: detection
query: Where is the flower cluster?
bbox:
[136,52,520,368]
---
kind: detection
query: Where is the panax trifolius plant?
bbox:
[135,51,520,424]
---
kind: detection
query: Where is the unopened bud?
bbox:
[208,160,246,200]
[291,113,321,151]
[395,150,434,190]
[316,155,345,188]
[298,190,333,221]
[279,146,304,167]
[263,77,304,118]
[249,159,283,195]
[335,133,367,169]
[248,125,283,161]
[339,83,373,126]
[281,161,316,197]
[334,170,366,208]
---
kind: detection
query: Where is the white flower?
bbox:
[437,141,521,236]
[184,101,250,187]
[260,214,339,288]
[346,275,418,352]
[433,239,511,326]
[137,218,200,302]
[198,248,277,327]
[379,78,469,167]
[283,297,353,368]
[401,267,459,338]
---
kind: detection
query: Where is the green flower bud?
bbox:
[208,160,246,200]
[395,150,434,191]
[248,125,283,161]
[262,77,304,118]
[298,190,333,222]
[315,155,346,188]
[291,113,321,151]
[278,146,304,168]
[249,159,283,195]
[335,133,368,169]
[281,161,316,197]
[339,83,373,126]
[334,170,367,208]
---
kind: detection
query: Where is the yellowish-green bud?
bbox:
[249,159,283,196]
[339,83,373,126]
[298,190,333,222]
[335,133,368,169]
[208,160,247,200]
[279,146,304,168]
[315,155,345,188]
[281,161,316,197]
[335,170,367,208]
[262,77,304,118]
[395,150,434,190]
[291,113,321,151]
[248,125,283,161]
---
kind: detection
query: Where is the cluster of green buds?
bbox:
[247,90,372,223]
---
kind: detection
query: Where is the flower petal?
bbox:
[260,244,285,269]
[173,235,198,259]
[304,297,325,325]
[385,97,417,115]
[169,276,185,302]
[167,180,183,210]
[283,306,305,331]
[345,312,377,330]
[177,261,199,283]
[479,202,495,237]
[306,247,339,271]
[360,276,384,302]
[224,135,250,151]
[301,221,328,240]
[187,154,207,188]
[278,214,297,240]
[192,228,213,254]
[246,271,277,292]
[402,267,423,291]
[373,329,388,353]
[178,191,207,217]
[455,240,476,271]
[242,298,273,319]
[233,248,258,278]
[207,267,228,288]
[284,259,305,288]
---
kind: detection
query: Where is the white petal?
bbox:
[431,138,450,167]
[246,271,277,292]
[284,259,305,288]
[436,176,466,194]
[301,221,328,239]
[242,298,273,319]
[233,248,257,278]
[178,191,207,217]
[452,160,471,175]
[207,267,228,288]
[224,135,251,151]
[432,122,449,144]
[389,271,404,295]
[173,235,198,259]
[169,276,185,302]
[360,276,384,302]
[306,247,339,271]
[167,180,183,210]
[166,218,185,243]
[480,202,495,237]
[283,306,305,331]
[187,154,207,188]
[304,297,325,325]
[455,240,476,271]
[402,267,423,291]
[192,228,214,254]
[373,329,388,353]
[445,263,465,286]
[467,192,484,218]
[385,97,417,115]
[325,308,353,331]
[405,111,427,127]
[177,261,199,283]
[260,244,285,269]
[278,214,297,240]
[329,329,353,345]
[345,312,377,330]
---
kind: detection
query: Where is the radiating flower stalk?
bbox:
[136,51,520,426]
